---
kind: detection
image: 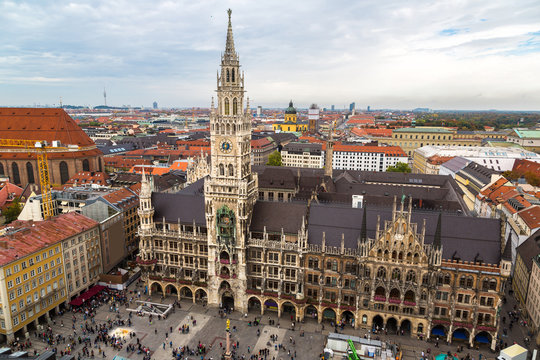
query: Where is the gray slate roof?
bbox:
[307,203,502,264]
[250,201,307,234]
[152,192,206,226]
[516,229,540,272]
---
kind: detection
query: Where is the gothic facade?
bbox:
[136,10,510,351]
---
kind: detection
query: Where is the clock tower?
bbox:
[205,9,258,312]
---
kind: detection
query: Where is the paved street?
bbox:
[15,280,537,360]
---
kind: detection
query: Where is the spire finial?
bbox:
[224,9,236,59]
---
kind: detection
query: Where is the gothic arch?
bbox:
[11,162,20,184]
[179,286,193,300]
[0,163,4,175]
[82,159,90,171]
[194,288,207,303]
[26,162,35,184]
[231,68,235,82]
[224,98,230,115]
[165,284,178,296]
[233,98,238,115]
[228,164,234,177]
[59,161,69,184]
[219,164,224,176]
[226,69,230,82]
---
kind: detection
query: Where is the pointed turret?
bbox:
[433,212,442,249]
[360,206,367,243]
[502,234,512,261]
[224,9,237,61]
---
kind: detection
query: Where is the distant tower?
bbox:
[308,104,319,133]
[331,104,335,111]
[103,88,107,106]
[367,105,371,112]
[349,102,355,112]
[256,106,262,117]
[137,170,154,262]
[325,122,334,177]
[153,101,158,109]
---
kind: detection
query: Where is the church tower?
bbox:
[205,9,258,312]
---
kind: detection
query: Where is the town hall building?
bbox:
[137,10,510,351]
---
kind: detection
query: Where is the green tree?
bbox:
[267,150,282,166]
[3,200,22,223]
[386,162,411,173]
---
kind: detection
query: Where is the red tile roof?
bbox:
[0,182,23,208]
[0,212,98,266]
[102,187,138,210]
[0,108,95,147]
[427,155,454,165]
[104,156,152,169]
[518,205,540,230]
[351,128,393,138]
[251,137,274,149]
[513,159,540,178]
[64,171,110,188]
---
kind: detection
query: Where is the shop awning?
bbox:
[69,285,106,306]
[431,327,445,336]
[452,330,468,340]
[474,335,490,344]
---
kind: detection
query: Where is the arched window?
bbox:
[82,159,90,171]
[219,164,224,176]
[228,164,234,177]
[233,98,238,115]
[11,162,20,184]
[224,98,230,115]
[226,69,230,82]
[364,283,370,293]
[98,157,102,172]
[392,268,401,281]
[444,273,451,285]
[422,274,429,285]
[26,162,35,184]
[231,68,235,82]
[0,163,4,175]
[417,323,424,333]
[332,260,338,271]
[482,278,489,291]
[406,270,416,282]
[489,279,497,291]
[59,161,69,184]
[377,267,386,280]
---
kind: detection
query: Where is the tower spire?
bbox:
[224,9,236,60]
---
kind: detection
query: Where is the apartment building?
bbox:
[0,213,98,342]
[281,142,323,168]
[323,144,407,172]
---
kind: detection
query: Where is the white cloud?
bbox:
[0,0,539,109]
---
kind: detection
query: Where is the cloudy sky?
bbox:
[0,0,539,110]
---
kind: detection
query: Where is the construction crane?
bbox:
[0,139,75,220]
[347,339,360,360]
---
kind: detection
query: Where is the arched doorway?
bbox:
[305,305,318,321]
[151,282,163,295]
[194,289,207,304]
[219,281,234,310]
[400,319,411,335]
[248,297,261,313]
[341,311,355,327]
[431,324,446,339]
[386,317,398,333]
[165,284,178,297]
[264,299,278,312]
[180,286,193,300]
[452,328,470,343]
[322,308,336,323]
[474,331,492,349]
[281,301,296,320]
[372,315,384,332]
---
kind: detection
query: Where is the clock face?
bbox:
[220,139,233,153]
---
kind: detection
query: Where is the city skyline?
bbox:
[0,0,539,110]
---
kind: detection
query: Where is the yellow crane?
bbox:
[0,139,76,220]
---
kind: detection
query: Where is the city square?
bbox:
[18,281,529,360]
